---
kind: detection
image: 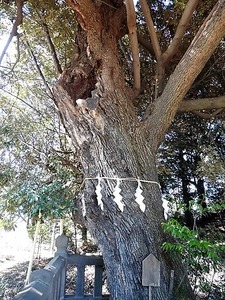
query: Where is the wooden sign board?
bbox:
[142,254,160,287]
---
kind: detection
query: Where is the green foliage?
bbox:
[0,152,80,222]
[27,221,52,244]
[27,217,76,253]
[163,218,224,265]
[162,218,225,294]
[0,218,16,231]
[0,0,82,225]
[158,114,225,223]
[0,79,81,223]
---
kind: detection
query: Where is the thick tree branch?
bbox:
[34,8,63,75]
[139,0,198,94]
[137,33,154,55]
[140,0,162,62]
[140,0,164,95]
[162,0,199,65]
[178,96,225,112]
[66,0,101,32]
[0,0,24,65]
[181,108,223,120]
[143,0,225,152]
[191,109,225,119]
[67,0,127,91]
[125,0,141,96]
[191,111,212,119]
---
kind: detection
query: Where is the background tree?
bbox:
[0,5,81,227]
[0,85,81,226]
[158,115,225,227]
[1,0,225,299]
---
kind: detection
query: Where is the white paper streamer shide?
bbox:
[113,179,125,212]
[81,194,86,217]
[83,175,160,213]
[135,179,146,212]
[96,175,104,210]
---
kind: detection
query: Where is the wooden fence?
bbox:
[13,234,110,300]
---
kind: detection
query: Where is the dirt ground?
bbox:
[0,259,50,300]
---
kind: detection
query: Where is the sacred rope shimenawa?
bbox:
[81,176,161,216]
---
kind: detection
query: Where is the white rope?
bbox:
[81,176,161,213]
[83,176,161,188]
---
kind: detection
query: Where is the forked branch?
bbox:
[139,0,199,94]
[162,0,200,64]
[191,110,225,119]
[144,0,225,152]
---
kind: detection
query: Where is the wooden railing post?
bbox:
[13,233,110,300]
[55,234,68,299]
[13,256,66,300]
[55,233,68,258]
[66,254,110,299]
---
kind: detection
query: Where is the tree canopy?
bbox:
[0,1,81,225]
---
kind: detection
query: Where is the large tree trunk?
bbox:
[53,1,225,298]
[53,6,194,298]
[54,81,194,299]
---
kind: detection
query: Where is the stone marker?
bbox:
[142,254,160,300]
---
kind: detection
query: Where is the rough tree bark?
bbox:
[53,1,225,299]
